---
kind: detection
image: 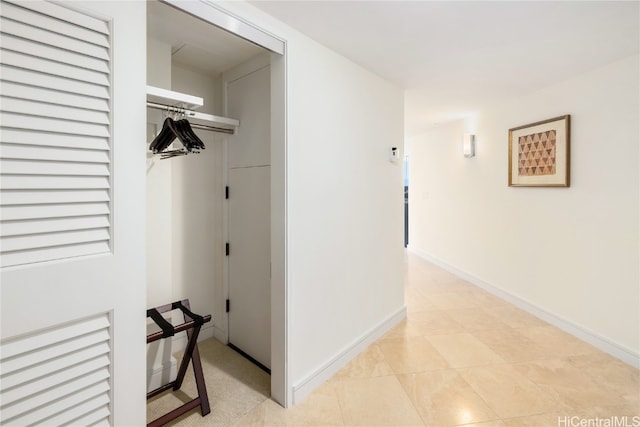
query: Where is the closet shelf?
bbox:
[146,85,240,132]
[147,85,203,110]
[185,110,239,128]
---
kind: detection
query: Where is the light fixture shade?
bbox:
[463,133,475,158]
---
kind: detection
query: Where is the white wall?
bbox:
[286,37,405,388]
[170,65,225,330]
[146,38,173,309]
[146,41,225,328]
[145,39,226,388]
[408,55,639,364]
[216,1,406,403]
[145,37,176,390]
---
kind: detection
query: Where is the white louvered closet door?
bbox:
[0,1,146,426]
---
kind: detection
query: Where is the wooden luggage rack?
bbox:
[146,299,211,427]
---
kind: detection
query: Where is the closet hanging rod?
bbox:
[190,123,234,135]
[146,101,238,134]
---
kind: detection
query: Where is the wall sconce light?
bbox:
[463,133,476,158]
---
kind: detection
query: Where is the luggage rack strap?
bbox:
[172,300,204,326]
[146,299,211,427]
[147,308,175,339]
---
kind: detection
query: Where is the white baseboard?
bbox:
[147,356,177,393]
[212,324,228,344]
[169,323,216,352]
[292,306,407,404]
[407,246,640,368]
[146,323,218,392]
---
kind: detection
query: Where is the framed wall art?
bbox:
[508,115,570,187]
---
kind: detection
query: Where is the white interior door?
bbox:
[226,59,271,369]
[228,166,271,368]
[0,1,146,425]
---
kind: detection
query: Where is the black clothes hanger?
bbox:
[172,119,192,151]
[149,118,168,152]
[176,119,205,152]
[184,120,206,151]
[149,117,178,153]
[160,149,188,159]
[174,119,197,152]
[149,117,206,157]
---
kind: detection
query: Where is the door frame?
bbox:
[160,0,289,407]
[222,52,271,367]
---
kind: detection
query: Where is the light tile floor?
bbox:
[234,252,639,426]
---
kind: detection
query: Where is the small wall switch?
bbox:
[390,146,399,162]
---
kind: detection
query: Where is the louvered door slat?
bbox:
[0,313,112,425]
[1,175,110,190]
[2,356,109,394]
[0,81,110,112]
[1,344,110,392]
[0,50,109,86]
[1,354,110,398]
[42,394,111,427]
[1,216,110,237]
[2,1,110,47]
[1,228,110,252]
[0,65,110,99]
[1,203,109,221]
[66,405,111,427]
[1,160,110,176]
[4,380,110,426]
[1,369,110,419]
[0,329,110,373]
[0,18,110,60]
[0,144,110,163]
[1,112,110,137]
[0,96,110,124]
[0,314,110,357]
[1,35,110,73]
[1,129,109,150]
[0,241,110,267]
[0,189,110,205]
[3,0,109,34]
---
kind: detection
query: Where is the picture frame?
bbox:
[508,115,570,187]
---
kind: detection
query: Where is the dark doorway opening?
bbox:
[404,156,409,248]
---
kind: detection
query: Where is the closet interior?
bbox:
[145,0,272,392]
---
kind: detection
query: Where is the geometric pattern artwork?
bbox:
[518,130,556,176]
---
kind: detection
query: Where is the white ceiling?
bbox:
[249,1,639,136]
[147,1,265,76]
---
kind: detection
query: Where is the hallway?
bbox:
[151,252,639,426]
